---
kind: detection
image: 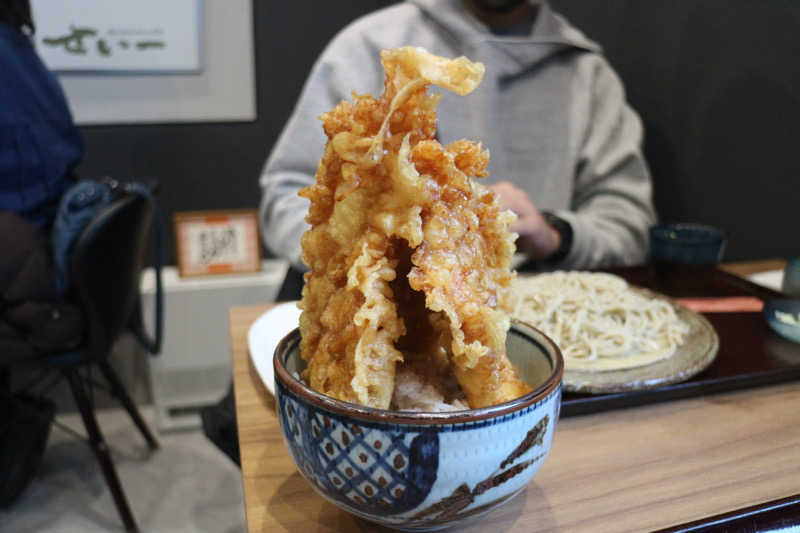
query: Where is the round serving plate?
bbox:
[248,301,302,396]
[560,288,719,394]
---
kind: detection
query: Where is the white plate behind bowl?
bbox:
[247,301,302,396]
[747,269,783,292]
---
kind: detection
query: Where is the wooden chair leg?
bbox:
[96,360,159,451]
[65,369,139,533]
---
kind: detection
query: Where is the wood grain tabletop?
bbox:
[230,259,800,532]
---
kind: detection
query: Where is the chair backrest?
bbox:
[69,193,153,362]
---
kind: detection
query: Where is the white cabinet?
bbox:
[140,259,288,430]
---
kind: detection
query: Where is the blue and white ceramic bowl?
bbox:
[273,321,563,531]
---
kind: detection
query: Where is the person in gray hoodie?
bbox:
[259,0,657,276]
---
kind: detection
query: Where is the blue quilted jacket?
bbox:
[0,21,83,229]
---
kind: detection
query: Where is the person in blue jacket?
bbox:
[0,0,85,359]
[0,0,83,229]
[0,0,85,506]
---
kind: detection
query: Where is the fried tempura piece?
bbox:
[298,46,531,409]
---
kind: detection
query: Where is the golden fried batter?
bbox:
[298,47,530,409]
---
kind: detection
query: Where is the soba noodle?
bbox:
[512,272,689,371]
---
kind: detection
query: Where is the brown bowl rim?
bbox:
[272,319,563,425]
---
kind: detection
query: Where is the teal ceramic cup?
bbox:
[782,257,800,298]
[649,223,728,265]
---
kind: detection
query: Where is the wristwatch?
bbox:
[542,211,573,263]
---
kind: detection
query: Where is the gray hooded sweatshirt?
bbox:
[259,0,657,271]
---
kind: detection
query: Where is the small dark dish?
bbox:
[273,321,563,531]
[649,223,728,265]
[763,299,800,344]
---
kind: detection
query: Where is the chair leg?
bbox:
[96,360,159,451]
[65,369,139,533]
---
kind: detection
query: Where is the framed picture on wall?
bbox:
[173,209,262,277]
[30,0,202,73]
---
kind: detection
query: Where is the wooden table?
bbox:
[231,259,800,532]
[719,258,786,278]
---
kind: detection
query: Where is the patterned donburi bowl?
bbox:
[273,321,563,531]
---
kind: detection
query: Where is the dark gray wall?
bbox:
[77,1,799,264]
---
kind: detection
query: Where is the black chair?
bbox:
[8,192,163,532]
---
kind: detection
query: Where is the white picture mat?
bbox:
[186,221,251,265]
[49,0,255,125]
[31,0,201,72]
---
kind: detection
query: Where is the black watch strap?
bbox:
[542,211,573,263]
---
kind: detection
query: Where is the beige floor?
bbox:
[0,406,246,533]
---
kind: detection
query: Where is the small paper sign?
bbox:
[174,209,261,277]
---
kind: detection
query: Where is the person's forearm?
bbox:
[555,199,653,269]
[259,188,309,271]
[515,218,561,260]
[564,60,656,269]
